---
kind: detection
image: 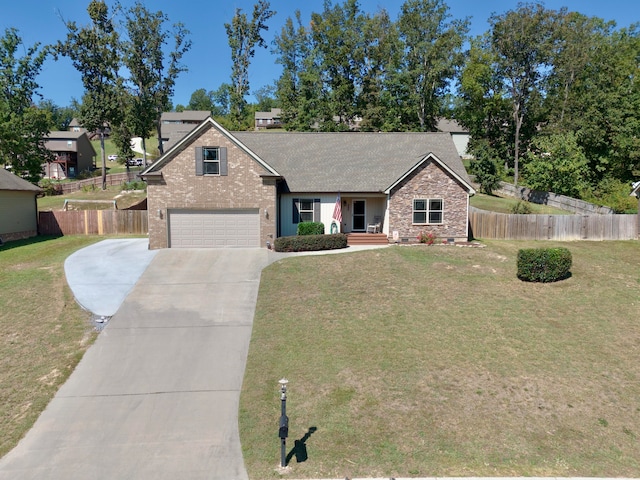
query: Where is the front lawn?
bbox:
[240,241,640,478]
[0,236,100,457]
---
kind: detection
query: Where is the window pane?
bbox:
[413,212,426,224]
[300,200,313,211]
[429,199,443,211]
[429,211,442,224]
[204,148,218,160]
[414,199,426,211]
[300,212,313,222]
[204,162,219,175]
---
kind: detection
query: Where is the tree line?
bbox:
[1,0,638,211]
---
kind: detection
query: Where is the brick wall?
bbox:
[146,124,277,249]
[388,159,470,243]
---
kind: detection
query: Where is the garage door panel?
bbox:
[168,210,260,248]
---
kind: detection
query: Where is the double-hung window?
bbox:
[413,198,443,224]
[292,198,320,223]
[203,147,220,175]
[299,199,315,222]
[195,146,228,176]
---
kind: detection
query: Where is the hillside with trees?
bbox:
[1,0,637,211]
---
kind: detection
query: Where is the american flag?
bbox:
[332,194,342,222]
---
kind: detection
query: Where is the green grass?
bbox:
[240,241,640,478]
[0,236,101,457]
[38,185,146,211]
[471,192,571,214]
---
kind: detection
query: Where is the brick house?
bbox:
[140,117,475,249]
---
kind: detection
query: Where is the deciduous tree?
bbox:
[0,28,50,183]
[122,2,191,157]
[488,2,556,185]
[58,0,122,189]
[225,0,275,128]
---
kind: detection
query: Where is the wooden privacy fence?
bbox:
[39,210,148,236]
[469,207,638,241]
[49,172,139,195]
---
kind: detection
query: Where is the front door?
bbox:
[352,200,366,231]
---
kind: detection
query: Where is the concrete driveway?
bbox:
[0,245,269,480]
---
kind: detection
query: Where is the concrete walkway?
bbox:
[0,245,269,479]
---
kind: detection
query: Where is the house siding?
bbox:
[0,191,38,240]
[146,126,277,249]
[388,159,469,242]
[279,193,388,236]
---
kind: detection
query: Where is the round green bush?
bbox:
[517,247,572,282]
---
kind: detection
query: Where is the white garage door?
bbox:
[168,209,260,248]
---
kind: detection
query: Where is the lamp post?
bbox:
[278,378,289,468]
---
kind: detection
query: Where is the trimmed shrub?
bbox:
[517,247,572,282]
[274,233,347,252]
[297,221,325,235]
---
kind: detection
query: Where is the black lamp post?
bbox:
[278,378,289,468]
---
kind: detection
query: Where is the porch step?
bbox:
[347,233,389,246]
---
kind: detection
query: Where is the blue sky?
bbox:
[2,0,638,108]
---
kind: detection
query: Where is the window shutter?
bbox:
[195,147,203,176]
[313,198,321,222]
[220,147,228,176]
[292,198,300,224]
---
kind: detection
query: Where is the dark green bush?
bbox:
[517,247,572,282]
[39,179,62,196]
[274,233,347,252]
[297,221,325,235]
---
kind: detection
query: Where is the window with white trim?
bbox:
[413,198,443,224]
[203,147,220,175]
[299,199,314,222]
[292,198,320,224]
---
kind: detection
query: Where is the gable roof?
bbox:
[233,131,474,193]
[0,168,42,192]
[142,117,280,177]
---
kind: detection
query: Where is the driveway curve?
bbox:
[0,245,269,480]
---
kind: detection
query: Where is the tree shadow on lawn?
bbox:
[286,426,317,465]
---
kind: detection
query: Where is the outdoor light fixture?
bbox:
[278,378,289,468]
[264,208,268,219]
[157,209,163,219]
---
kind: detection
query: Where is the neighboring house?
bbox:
[68,118,85,133]
[437,118,471,159]
[43,131,96,179]
[254,108,282,130]
[140,117,475,249]
[68,118,111,140]
[160,110,211,152]
[0,168,42,242]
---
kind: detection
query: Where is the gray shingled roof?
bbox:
[0,168,42,192]
[233,131,472,193]
[160,111,210,123]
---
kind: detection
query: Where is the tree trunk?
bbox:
[156,110,164,156]
[514,111,522,186]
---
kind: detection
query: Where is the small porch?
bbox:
[346,233,389,246]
